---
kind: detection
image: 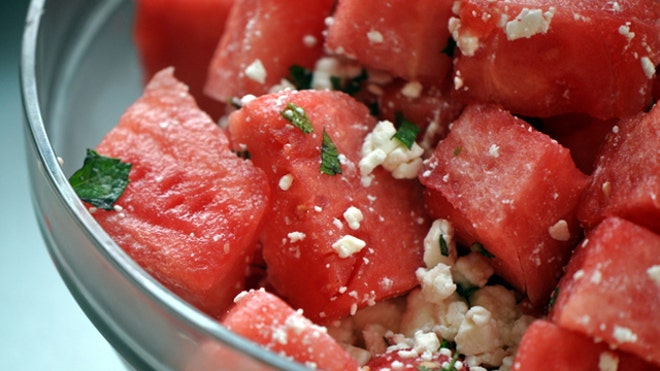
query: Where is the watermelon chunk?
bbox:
[204,0,335,103]
[221,289,359,371]
[134,0,234,119]
[93,68,270,316]
[549,217,660,366]
[325,0,455,85]
[419,104,588,307]
[228,89,428,321]
[450,0,660,119]
[513,320,660,371]
[577,102,660,234]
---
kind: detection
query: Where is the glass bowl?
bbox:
[20,0,310,369]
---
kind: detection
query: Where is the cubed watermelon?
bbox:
[221,289,359,371]
[450,0,660,119]
[325,0,455,85]
[578,102,660,234]
[228,89,428,321]
[549,217,660,366]
[134,0,234,119]
[419,104,589,307]
[513,320,660,371]
[93,68,270,316]
[204,0,334,103]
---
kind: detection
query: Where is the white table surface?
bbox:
[0,1,125,369]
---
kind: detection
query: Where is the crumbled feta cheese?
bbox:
[413,331,441,355]
[504,7,556,40]
[416,263,457,304]
[455,306,502,355]
[612,326,637,344]
[332,235,366,258]
[359,120,424,186]
[401,81,423,99]
[311,57,362,90]
[488,144,500,158]
[278,173,294,191]
[367,29,384,44]
[244,59,267,84]
[302,34,317,47]
[343,206,364,230]
[548,219,571,241]
[423,219,457,268]
[598,352,619,371]
[647,265,660,286]
[452,252,495,288]
[641,56,656,79]
[287,231,306,242]
[449,17,480,56]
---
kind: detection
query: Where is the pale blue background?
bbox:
[1,1,125,369]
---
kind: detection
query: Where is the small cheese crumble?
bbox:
[640,56,656,79]
[449,17,480,56]
[612,326,638,344]
[359,120,424,186]
[504,7,556,40]
[332,235,367,258]
[401,81,423,99]
[598,352,619,371]
[302,34,317,48]
[548,219,571,241]
[278,173,294,191]
[647,265,660,286]
[343,206,364,230]
[423,219,457,268]
[487,144,500,158]
[367,29,384,44]
[287,231,306,242]
[244,59,267,84]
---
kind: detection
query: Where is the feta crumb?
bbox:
[641,56,656,79]
[359,120,424,186]
[287,231,306,242]
[448,17,480,56]
[548,219,571,241]
[401,81,423,99]
[343,206,364,230]
[453,252,495,288]
[590,270,602,284]
[487,144,500,158]
[612,326,638,344]
[367,29,384,44]
[302,34,317,47]
[416,263,456,304]
[278,173,294,191]
[332,235,367,258]
[504,7,556,40]
[244,59,267,84]
[423,219,457,268]
[647,265,660,286]
[598,352,619,371]
[455,306,502,355]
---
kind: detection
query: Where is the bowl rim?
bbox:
[19,1,310,369]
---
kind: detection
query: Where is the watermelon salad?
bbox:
[66,0,660,370]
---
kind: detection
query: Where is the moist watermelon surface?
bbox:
[228,89,429,321]
[92,68,270,316]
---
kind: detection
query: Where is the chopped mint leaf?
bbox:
[439,338,456,351]
[288,65,313,90]
[548,287,560,310]
[330,69,368,96]
[470,242,495,259]
[320,128,342,176]
[281,102,314,134]
[69,149,132,210]
[440,234,449,257]
[453,145,463,157]
[392,112,421,149]
[442,352,461,371]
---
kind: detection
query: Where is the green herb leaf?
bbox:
[470,242,495,259]
[456,282,478,302]
[439,338,456,351]
[287,65,313,90]
[330,69,368,96]
[320,128,342,176]
[392,112,421,149]
[281,102,314,134]
[548,287,560,310]
[453,145,463,157]
[439,234,449,257]
[69,149,132,210]
[442,352,461,371]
